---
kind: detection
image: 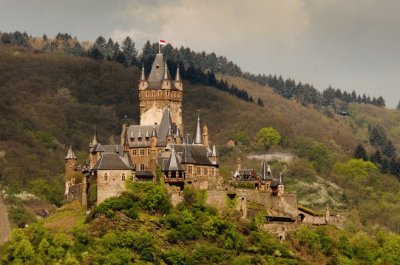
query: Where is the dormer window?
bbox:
[156,64,160,69]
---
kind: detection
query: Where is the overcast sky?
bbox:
[1,0,399,107]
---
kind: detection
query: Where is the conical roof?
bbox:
[175,66,181,81]
[90,126,99,146]
[141,64,146,81]
[193,114,202,144]
[123,130,129,146]
[147,53,171,89]
[211,144,217,157]
[65,146,77,160]
[164,147,183,171]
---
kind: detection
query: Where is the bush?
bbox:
[8,206,36,228]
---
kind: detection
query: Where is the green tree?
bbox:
[256,127,281,151]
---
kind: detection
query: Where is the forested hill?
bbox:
[0,31,390,109]
[1,33,400,236]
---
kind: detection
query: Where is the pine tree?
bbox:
[354,144,368,161]
[122,36,137,66]
[257,98,264,106]
[383,140,396,158]
[370,150,382,164]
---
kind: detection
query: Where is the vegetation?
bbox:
[1,183,400,264]
[256,127,281,151]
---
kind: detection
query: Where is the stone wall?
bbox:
[96,169,131,204]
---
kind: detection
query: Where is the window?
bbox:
[140,149,145,156]
[203,167,208,176]
[104,173,108,181]
[147,149,150,155]
[122,173,126,181]
[140,164,145,171]
[188,166,193,175]
[210,168,215,177]
[133,164,136,171]
[196,167,201,176]
[132,149,137,156]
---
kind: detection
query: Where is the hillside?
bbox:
[1,183,400,265]
[1,45,400,233]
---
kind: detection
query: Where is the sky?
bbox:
[0,0,399,107]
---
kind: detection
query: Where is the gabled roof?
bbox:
[65,146,77,160]
[92,153,132,170]
[102,145,124,157]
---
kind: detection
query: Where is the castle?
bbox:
[64,51,344,238]
[65,52,220,207]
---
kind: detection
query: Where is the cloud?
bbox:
[110,0,309,56]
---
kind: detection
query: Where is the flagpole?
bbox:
[158,36,160,54]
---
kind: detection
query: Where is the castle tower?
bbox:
[65,146,77,200]
[139,53,183,130]
[65,146,77,176]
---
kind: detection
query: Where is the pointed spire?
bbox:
[211,144,217,157]
[141,64,146,81]
[65,146,77,160]
[145,130,150,138]
[175,127,181,138]
[279,173,283,185]
[167,125,172,136]
[163,60,169,80]
[151,126,158,137]
[175,66,181,81]
[164,146,183,171]
[123,130,129,146]
[193,114,202,144]
[90,125,99,147]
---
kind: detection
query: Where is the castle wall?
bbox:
[96,169,132,205]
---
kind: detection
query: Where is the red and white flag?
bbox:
[159,39,167,45]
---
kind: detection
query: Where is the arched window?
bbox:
[122,173,126,181]
[104,173,108,181]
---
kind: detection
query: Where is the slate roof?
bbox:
[92,153,132,170]
[135,171,154,177]
[164,147,184,171]
[65,146,77,160]
[172,144,214,166]
[102,145,124,157]
[147,53,171,89]
[193,115,202,144]
[260,161,273,180]
[92,143,105,152]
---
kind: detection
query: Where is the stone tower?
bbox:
[138,53,183,131]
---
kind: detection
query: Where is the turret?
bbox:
[123,130,129,152]
[202,124,209,148]
[175,127,182,144]
[89,125,98,149]
[278,173,284,196]
[174,66,183,91]
[210,144,218,165]
[166,125,174,144]
[161,61,171,90]
[65,146,77,176]
[193,114,202,144]
[138,64,148,90]
[150,125,158,147]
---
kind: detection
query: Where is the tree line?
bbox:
[0,31,388,109]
